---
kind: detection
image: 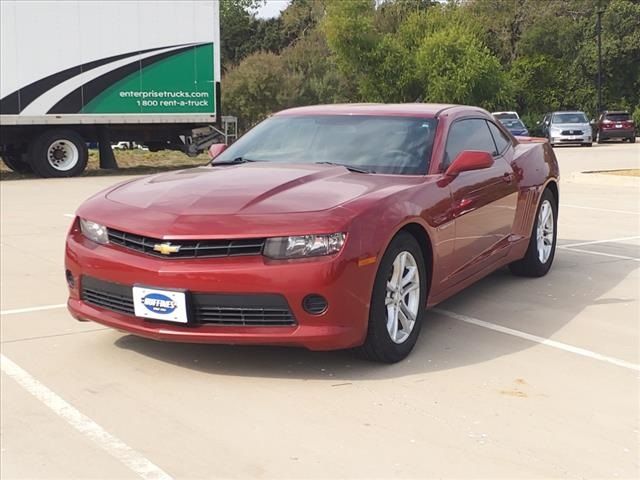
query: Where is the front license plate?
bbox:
[132,286,188,323]
[616,124,622,128]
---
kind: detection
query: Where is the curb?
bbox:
[569,171,640,188]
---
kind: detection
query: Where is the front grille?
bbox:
[80,276,296,326]
[107,228,265,259]
[82,285,135,315]
[561,130,583,135]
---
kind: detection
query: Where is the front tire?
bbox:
[509,189,557,277]
[28,129,88,178]
[357,232,427,363]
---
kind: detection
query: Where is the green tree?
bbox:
[416,25,508,109]
[324,1,507,106]
[222,52,288,130]
[220,0,263,71]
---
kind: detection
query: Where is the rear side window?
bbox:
[444,119,497,169]
[605,113,630,122]
[487,122,512,154]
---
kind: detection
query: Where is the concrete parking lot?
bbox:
[1,143,639,479]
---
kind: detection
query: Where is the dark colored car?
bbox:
[66,104,560,363]
[595,111,636,143]
[498,118,530,137]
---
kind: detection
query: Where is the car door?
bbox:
[442,118,518,284]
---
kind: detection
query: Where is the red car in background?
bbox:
[595,111,636,143]
[66,104,559,363]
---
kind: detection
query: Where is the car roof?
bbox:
[603,110,629,115]
[275,103,464,118]
[552,111,587,114]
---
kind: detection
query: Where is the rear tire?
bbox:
[28,129,88,178]
[1,153,32,173]
[509,189,557,278]
[357,232,427,363]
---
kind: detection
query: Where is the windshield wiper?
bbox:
[211,157,261,166]
[315,161,373,174]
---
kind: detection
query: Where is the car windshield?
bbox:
[494,113,518,120]
[212,115,437,175]
[552,113,588,124]
[500,119,525,129]
[605,113,630,122]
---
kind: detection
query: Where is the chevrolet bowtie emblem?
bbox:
[153,243,181,255]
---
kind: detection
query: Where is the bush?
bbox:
[633,105,640,128]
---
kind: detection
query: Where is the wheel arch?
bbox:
[545,179,559,205]
[395,221,434,296]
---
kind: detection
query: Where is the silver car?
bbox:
[541,111,593,147]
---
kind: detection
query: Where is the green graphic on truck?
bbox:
[83,43,215,114]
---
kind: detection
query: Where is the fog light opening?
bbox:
[303,295,328,315]
[65,269,75,288]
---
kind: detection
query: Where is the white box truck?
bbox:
[0,0,222,177]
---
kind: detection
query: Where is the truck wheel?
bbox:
[28,129,88,178]
[1,153,32,173]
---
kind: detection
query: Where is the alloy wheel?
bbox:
[385,251,420,344]
[536,199,554,263]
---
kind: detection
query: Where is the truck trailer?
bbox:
[0,0,222,177]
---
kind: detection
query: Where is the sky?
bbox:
[255,0,291,19]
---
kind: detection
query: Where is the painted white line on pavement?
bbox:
[0,354,173,480]
[558,246,640,262]
[560,204,640,215]
[64,213,75,218]
[433,309,640,372]
[561,236,640,248]
[1,304,67,316]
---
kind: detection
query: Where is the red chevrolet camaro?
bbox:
[66,104,559,362]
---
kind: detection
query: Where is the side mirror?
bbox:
[446,150,494,177]
[208,143,227,159]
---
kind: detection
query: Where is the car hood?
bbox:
[82,163,424,237]
[105,163,419,215]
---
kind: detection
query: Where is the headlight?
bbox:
[550,127,562,135]
[263,233,346,259]
[79,218,109,245]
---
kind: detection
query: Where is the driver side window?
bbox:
[443,119,497,170]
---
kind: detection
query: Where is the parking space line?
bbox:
[433,309,640,372]
[560,204,639,215]
[561,236,640,248]
[1,303,67,316]
[0,354,173,480]
[64,213,75,218]
[557,246,640,262]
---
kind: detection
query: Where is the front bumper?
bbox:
[550,133,592,145]
[65,230,375,351]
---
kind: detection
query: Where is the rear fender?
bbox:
[509,141,559,252]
